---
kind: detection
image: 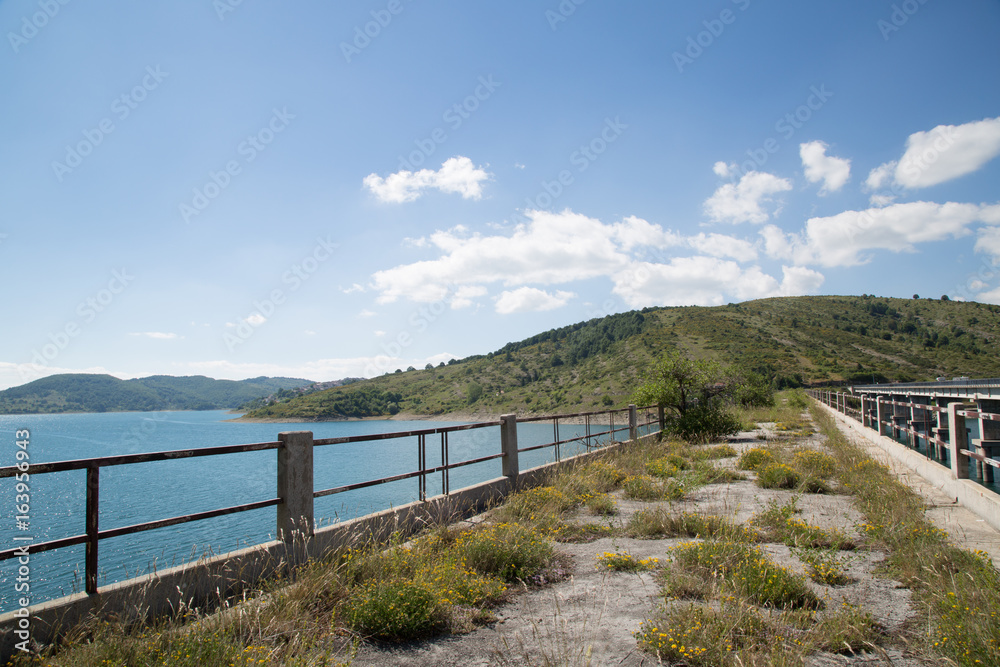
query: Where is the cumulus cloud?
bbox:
[867,117,1000,191]
[363,156,490,203]
[495,287,575,314]
[799,141,850,194]
[371,210,664,305]
[610,257,824,308]
[704,170,793,224]
[451,285,488,309]
[370,208,798,312]
[762,201,996,267]
[687,232,758,262]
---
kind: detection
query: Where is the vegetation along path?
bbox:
[16,393,1000,666]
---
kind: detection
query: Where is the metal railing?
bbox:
[0,405,657,599]
[808,388,1000,486]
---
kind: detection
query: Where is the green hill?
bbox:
[0,374,314,414]
[241,295,1000,421]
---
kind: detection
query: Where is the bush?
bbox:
[455,523,555,582]
[668,404,743,444]
[342,580,444,640]
[757,463,801,489]
[738,447,775,471]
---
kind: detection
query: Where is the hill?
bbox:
[0,374,314,414]
[240,295,1000,421]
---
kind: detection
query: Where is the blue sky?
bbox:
[2,0,999,390]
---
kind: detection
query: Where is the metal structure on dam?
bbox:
[810,378,1000,486]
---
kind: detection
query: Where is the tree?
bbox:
[631,350,727,417]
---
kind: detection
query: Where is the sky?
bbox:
[2,1,999,390]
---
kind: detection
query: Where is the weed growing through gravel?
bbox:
[738,447,775,471]
[794,548,852,586]
[595,551,659,572]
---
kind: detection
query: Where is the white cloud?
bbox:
[865,161,895,191]
[358,309,376,318]
[363,156,490,203]
[704,170,793,224]
[777,201,994,267]
[975,225,1000,260]
[610,257,823,308]
[341,283,366,293]
[451,285,487,309]
[799,141,850,194]
[687,232,758,262]
[712,161,732,178]
[867,117,1000,192]
[246,313,266,326]
[495,287,574,314]
[371,209,640,304]
[128,332,179,340]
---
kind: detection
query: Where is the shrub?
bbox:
[342,579,444,640]
[454,523,555,582]
[792,449,837,477]
[645,457,680,478]
[756,463,800,489]
[595,551,659,572]
[622,474,685,501]
[738,447,775,471]
[668,404,743,444]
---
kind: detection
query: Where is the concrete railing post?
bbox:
[657,405,666,433]
[628,404,638,441]
[947,403,970,479]
[277,431,315,543]
[875,398,886,437]
[860,396,869,428]
[500,414,519,485]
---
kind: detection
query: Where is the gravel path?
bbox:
[348,415,998,666]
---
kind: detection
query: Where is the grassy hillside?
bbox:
[242,295,1000,421]
[0,374,314,414]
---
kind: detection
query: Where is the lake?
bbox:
[0,410,619,612]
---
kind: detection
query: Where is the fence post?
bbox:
[277,431,314,545]
[500,414,519,485]
[947,403,970,479]
[658,405,666,433]
[628,404,638,441]
[85,464,100,595]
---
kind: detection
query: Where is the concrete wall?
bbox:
[0,431,657,659]
[816,402,1000,533]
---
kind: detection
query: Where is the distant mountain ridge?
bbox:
[0,374,315,414]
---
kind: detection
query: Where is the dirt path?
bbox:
[348,414,998,666]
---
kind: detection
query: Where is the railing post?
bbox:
[628,404,638,441]
[657,405,666,433]
[876,398,886,437]
[85,464,100,595]
[277,431,314,544]
[500,414,519,485]
[947,403,970,479]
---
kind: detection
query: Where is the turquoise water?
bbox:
[0,410,618,611]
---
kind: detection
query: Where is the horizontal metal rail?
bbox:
[0,405,652,605]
